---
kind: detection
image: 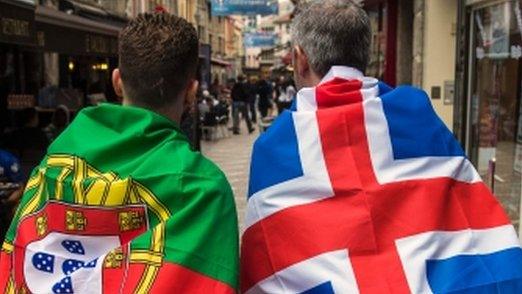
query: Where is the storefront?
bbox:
[1,2,123,178]
[455,0,522,229]
[0,0,37,134]
[35,5,122,107]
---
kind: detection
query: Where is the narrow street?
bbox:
[201,125,258,231]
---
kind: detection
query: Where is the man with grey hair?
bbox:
[291,0,371,90]
[241,0,522,293]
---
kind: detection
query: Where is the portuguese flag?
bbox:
[0,104,238,293]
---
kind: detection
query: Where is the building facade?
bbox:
[225,16,244,80]
[356,0,458,130]
[179,0,239,86]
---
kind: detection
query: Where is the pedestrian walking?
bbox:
[275,77,293,114]
[285,79,296,106]
[231,75,254,135]
[257,77,273,118]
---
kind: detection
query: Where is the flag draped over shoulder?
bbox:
[241,66,522,293]
[0,104,238,293]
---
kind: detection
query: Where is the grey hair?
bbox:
[291,0,371,76]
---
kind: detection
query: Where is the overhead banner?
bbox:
[211,0,278,16]
[244,32,277,48]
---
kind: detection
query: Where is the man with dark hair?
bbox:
[231,75,254,134]
[1,13,238,293]
[241,0,522,293]
[256,76,273,118]
[116,13,198,113]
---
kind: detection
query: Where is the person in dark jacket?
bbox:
[257,77,273,118]
[231,75,254,134]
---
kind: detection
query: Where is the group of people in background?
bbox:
[199,74,296,136]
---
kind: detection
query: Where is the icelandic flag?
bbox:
[241,66,522,293]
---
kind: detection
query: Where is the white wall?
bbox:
[422,0,458,129]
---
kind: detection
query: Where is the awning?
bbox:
[36,5,120,36]
[35,6,120,56]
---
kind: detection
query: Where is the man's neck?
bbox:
[122,99,182,125]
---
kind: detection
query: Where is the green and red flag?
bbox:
[0,104,238,293]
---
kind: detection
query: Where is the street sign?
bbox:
[243,32,277,48]
[211,0,278,16]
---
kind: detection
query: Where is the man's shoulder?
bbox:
[147,142,228,182]
[379,85,434,113]
[379,83,427,98]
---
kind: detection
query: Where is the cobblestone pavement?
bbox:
[201,124,258,232]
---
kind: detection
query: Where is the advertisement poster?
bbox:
[475,2,511,59]
[211,0,278,16]
[489,2,510,56]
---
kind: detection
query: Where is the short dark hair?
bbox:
[119,13,198,108]
[291,0,371,76]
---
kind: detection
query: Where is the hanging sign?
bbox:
[244,32,277,48]
[211,0,278,16]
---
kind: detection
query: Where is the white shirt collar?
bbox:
[318,66,364,85]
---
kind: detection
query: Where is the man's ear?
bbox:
[184,79,199,110]
[112,68,124,98]
[293,45,310,79]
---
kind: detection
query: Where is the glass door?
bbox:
[468,0,522,227]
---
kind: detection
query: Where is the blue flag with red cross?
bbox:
[241,66,522,293]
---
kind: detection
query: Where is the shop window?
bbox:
[469,0,522,225]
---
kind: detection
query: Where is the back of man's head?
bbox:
[118,13,198,109]
[291,0,371,77]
